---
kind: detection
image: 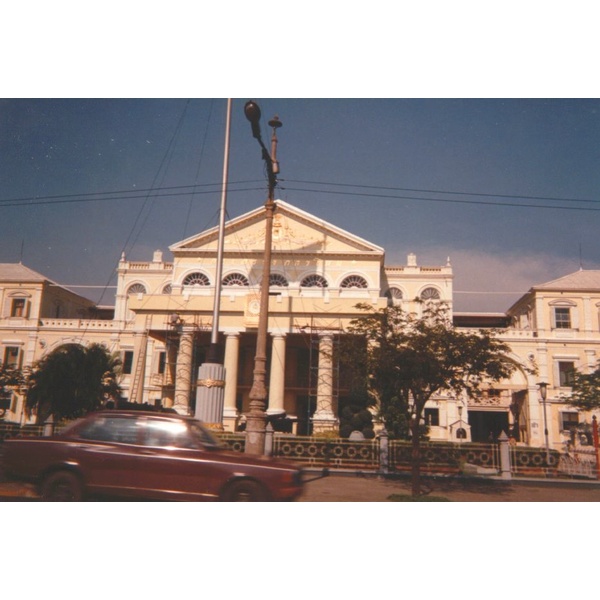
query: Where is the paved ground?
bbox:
[2,473,600,501]
[297,471,600,502]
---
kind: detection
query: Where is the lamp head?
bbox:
[537,381,548,400]
[244,100,262,139]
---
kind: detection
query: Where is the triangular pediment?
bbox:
[170,200,384,257]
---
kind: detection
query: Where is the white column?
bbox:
[585,348,596,372]
[583,295,592,334]
[312,334,337,432]
[222,332,241,431]
[173,326,195,415]
[268,333,286,416]
[162,340,177,408]
[528,345,548,448]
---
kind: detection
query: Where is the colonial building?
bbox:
[1,200,598,451]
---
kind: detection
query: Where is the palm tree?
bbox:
[26,343,122,423]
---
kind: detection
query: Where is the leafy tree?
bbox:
[566,363,600,411]
[0,361,27,389]
[26,343,122,423]
[339,389,375,439]
[343,301,516,496]
[1,361,27,414]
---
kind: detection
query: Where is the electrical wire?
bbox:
[0,181,264,206]
[284,178,600,206]
[281,185,600,213]
[3,177,600,213]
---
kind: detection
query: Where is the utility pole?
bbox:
[243,100,282,455]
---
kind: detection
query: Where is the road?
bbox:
[2,473,600,501]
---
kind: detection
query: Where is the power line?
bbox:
[0,181,264,206]
[282,186,600,213]
[285,178,600,206]
[0,187,265,208]
[3,177,600,213]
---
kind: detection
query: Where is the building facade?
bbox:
[1,200,598,451]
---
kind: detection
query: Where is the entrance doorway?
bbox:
[468,410,509,442]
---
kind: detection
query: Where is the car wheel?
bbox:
[41,471,83,502]
[221,479,268,502]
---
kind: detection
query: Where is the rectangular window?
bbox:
[554,307,571,329]
[424,408,439,426]
[10,298,26,317]
[560,411,579,432]
[3,346,20,368]
[157,351,166,374]
[122,351,134,375]
[558,361,575,387]
[0,390,11,410]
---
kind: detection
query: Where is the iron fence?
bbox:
[1,422,593,479]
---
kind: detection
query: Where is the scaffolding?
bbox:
[130,314,211,407]
[304,317,343,434]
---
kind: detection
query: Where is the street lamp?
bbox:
[243,100,282,455]
[538,381,550,464]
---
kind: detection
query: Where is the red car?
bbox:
[0,410,303,502]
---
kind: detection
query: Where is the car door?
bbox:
[134,416,225,500]
[72,414,148,497]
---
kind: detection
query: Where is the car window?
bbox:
[189,421,222,449]
[141,419,197,449]
[78,416,140,445]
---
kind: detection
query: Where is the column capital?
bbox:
[223,329,243,337]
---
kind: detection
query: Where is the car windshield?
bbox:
[58,417,87,436]
[189,421,222,449]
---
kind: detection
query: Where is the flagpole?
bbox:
[195,98,232,426]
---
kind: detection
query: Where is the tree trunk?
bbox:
[410,415,421,496]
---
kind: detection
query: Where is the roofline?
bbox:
[453,312,508,318]
[170,199,385,255]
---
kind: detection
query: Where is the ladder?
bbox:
[128,315,151,404]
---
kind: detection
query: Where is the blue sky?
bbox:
[2,98,600,312]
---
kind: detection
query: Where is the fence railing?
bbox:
[218,432,569,478]
[557,447,598,479]
[1,424,592,479]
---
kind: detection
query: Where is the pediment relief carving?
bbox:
[172,203,383,256]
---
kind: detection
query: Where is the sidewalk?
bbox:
[297,471,600,502]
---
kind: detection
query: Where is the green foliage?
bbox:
[566,363,600,411]
[342,301,516,433]
[341,301,516,496]
[26,343,122,423]
[311,430,341,439]
[0,361,27,389]
[339,389,375,439]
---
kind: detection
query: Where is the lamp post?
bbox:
[243,100,282,455]
[538,381,550,464]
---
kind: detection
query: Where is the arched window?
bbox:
[300,274,328,288]
[340,275,368,289]
[420,287,441,301]
[384,287,403,306]
[127,283,147,295]
[222,273,249,287]
[385,287,403,300]
[183,272,210,287]
[162,284,172,295]
[269,273,289,287]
